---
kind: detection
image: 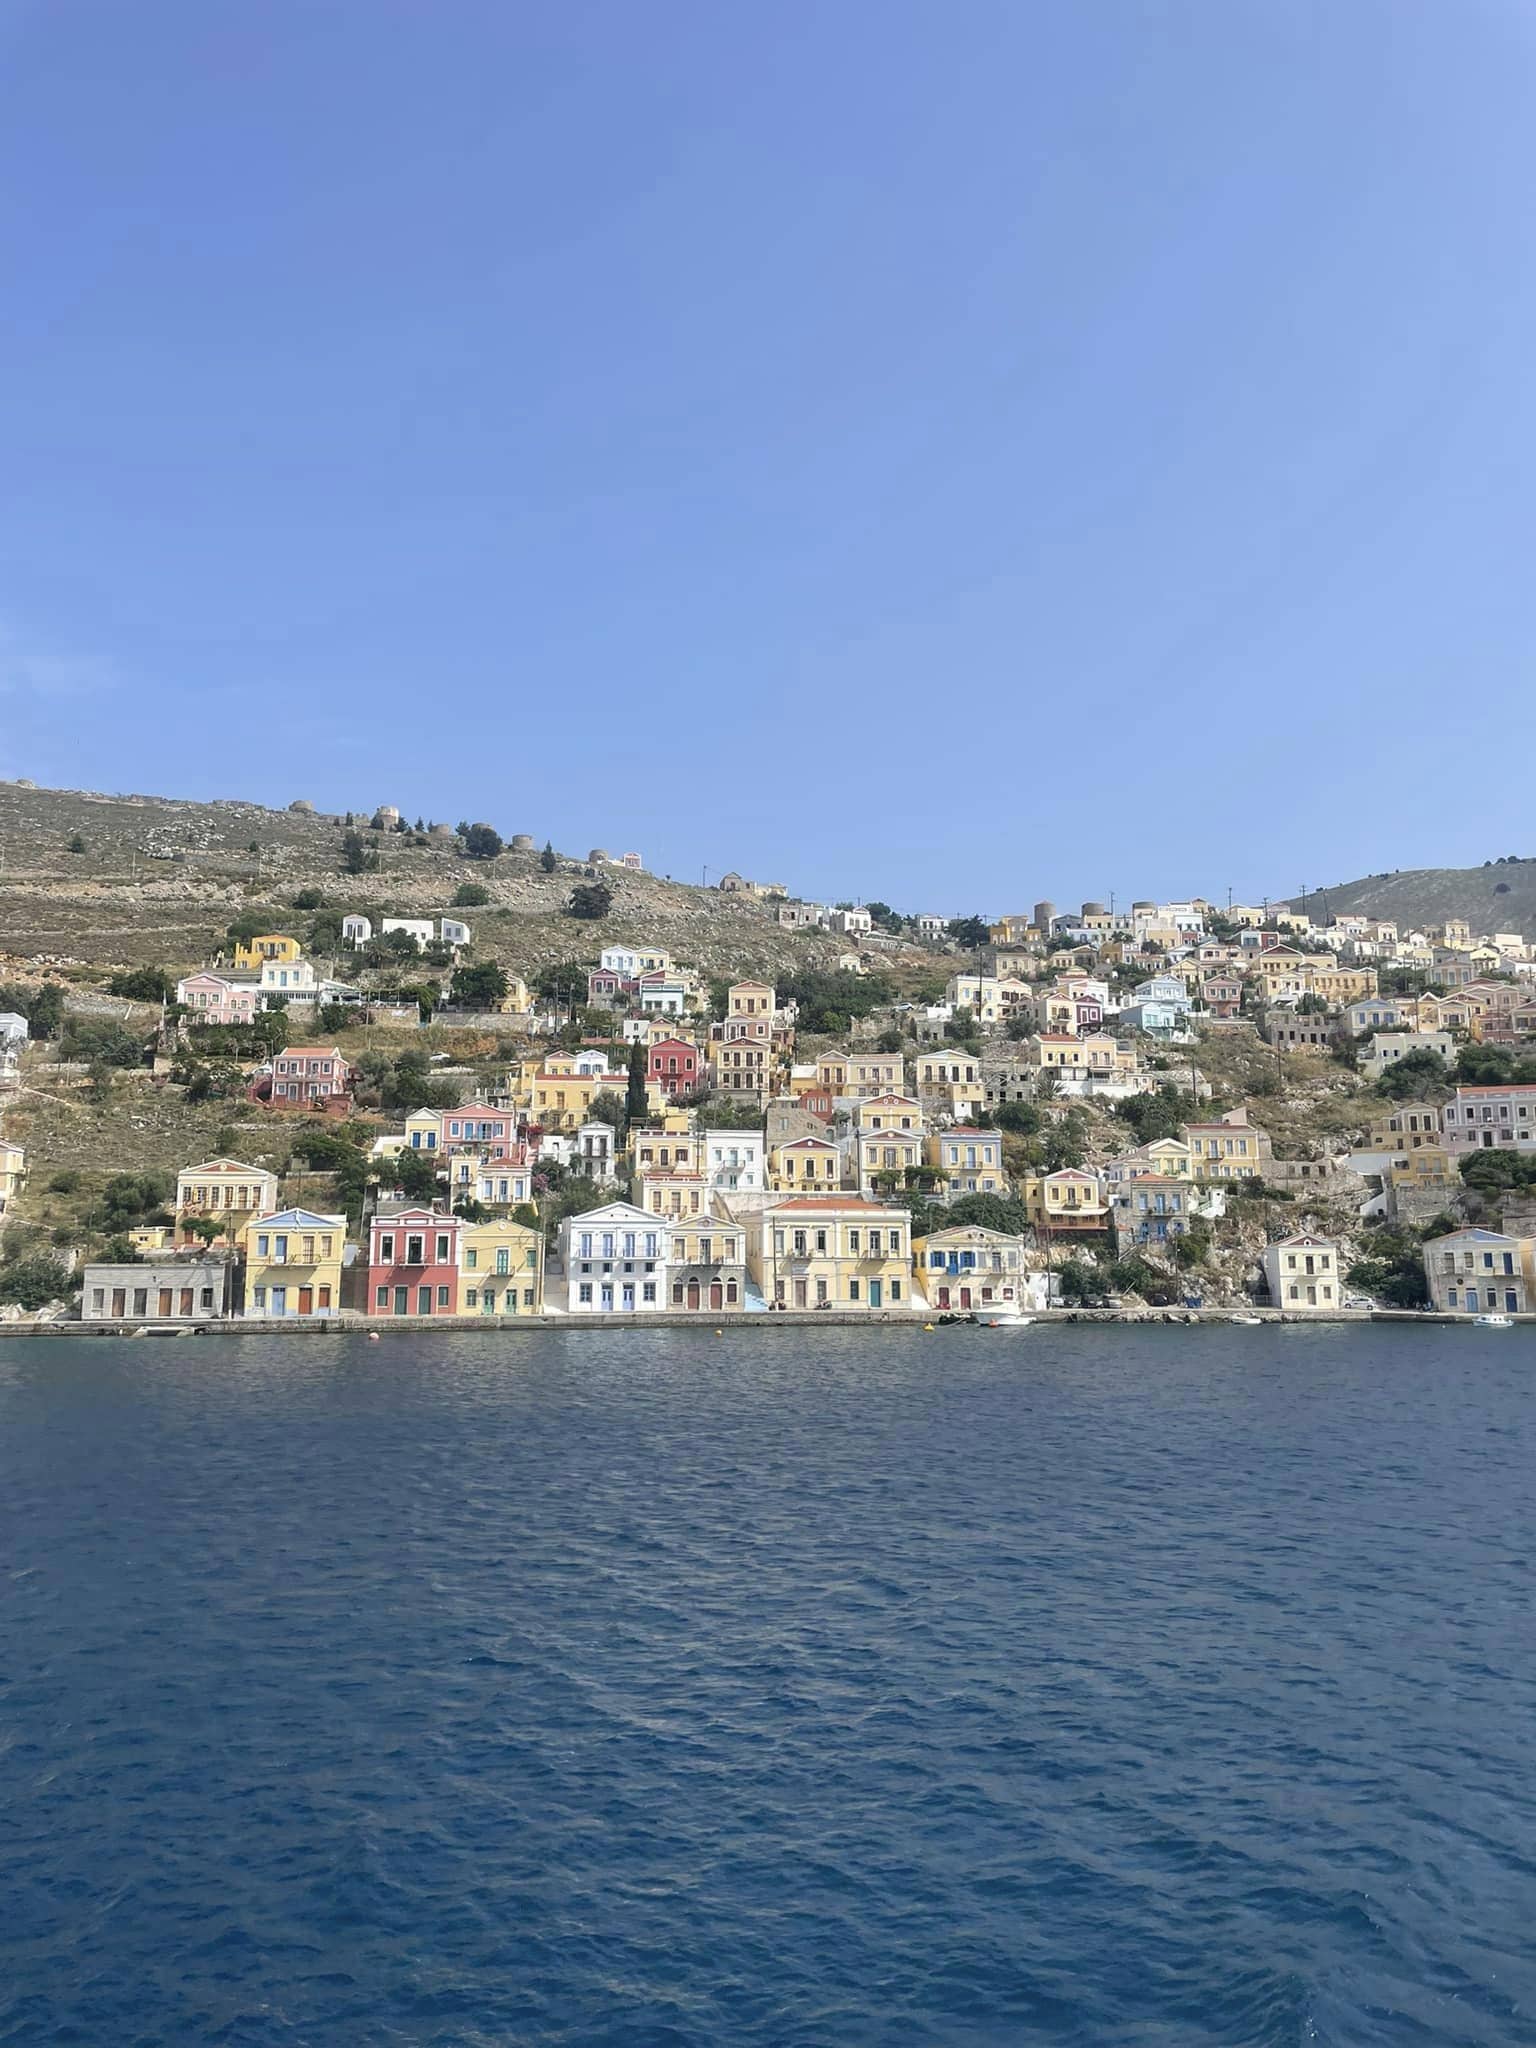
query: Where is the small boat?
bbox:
[1232,1315,1262,1326]
[987,1316,1034,1328]
[1474,1314,1514,1329]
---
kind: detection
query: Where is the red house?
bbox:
[367,1203,462,1316]
[647,1036,701,1099]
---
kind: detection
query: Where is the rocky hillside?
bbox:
[1279,860,1536,939]
[0,779,851,983]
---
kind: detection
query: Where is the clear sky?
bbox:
[2,1,1534,913]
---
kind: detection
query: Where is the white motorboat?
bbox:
[1473,1314,1514,1329]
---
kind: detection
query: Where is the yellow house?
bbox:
[175,1156,281,1241]
[532,1069,663,1131]
[1308,965,1378,1006]
[816,1050,906,1099]
[768,1134,844,1192]
[460,1216,544,1314]
[494,976,533,1015]
[855,1125,924,1194]
[1389,1145,1457,1191]
[1183,1112,1267,1180]
[239,1207,346,1318]
[912,1051,985,1120]
[1368,1103,1441,1153]
[748,1196,912,1310]
[233,933,302,970]
[1021,1168,1111,1232]
[712,1037,775,1103]
[994,949,1036,981]
[0,1139,25,1216]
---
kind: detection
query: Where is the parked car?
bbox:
[1342,1293,1376,1311]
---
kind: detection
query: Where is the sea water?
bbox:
[2,1324,1533,2045]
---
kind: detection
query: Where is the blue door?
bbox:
[868,1280,883,1308]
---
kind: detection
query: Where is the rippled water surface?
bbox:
[3,1325,1535,2046]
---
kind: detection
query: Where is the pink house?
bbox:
[269,1047,354,1105]
[178,971,262,1026]
[439,1105,521,1157]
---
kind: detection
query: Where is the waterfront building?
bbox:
[559,1201,668,1313]
[747,1196,912,1311]
[912,1223,1027,1312]
[1422,1227,1535,1316]
[1262,1233,1341,1312]
[367,1204,463,1316]
[460,1216,543,1315]
[767,1134,844,1193]
[240,1209,347,1318]
[668,1215,748,1311]
[81,1257,233,1323]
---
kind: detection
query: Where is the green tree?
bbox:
[67,834,86,855]
[462,823,504,860]
[566,880,614,920]
[948,915,991,950]
[877,1026,905,1053]
[540,841,558,873]
[107,966,176,1003]
[0,1253,75,1308]
[1376,1047,1451,1099]
[340,830,377,875]
[994,1100,1040,1136]
[291,887,326,910]
[389,1148,443,1201]
[451,960,509,1008]
[587,1089,628,1133]
[626,1040,649,1125]
[452,882,491,907]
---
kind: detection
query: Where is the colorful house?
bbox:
[0,1139,25,1216]
[240,1208,346,1318]
[913,1223,1028,1312]
[177,970,262,1025]
[460,1216,544,1315]
[747,1196,912,1311]
[367,1204,463,1316]
[925,1128,1005,1199]
[1422,1228,1535,1315]
[440,1105,521,1156]
[233,933,302,971]
[767,1134,844,1193]
[268,1047,354,1107]
[175,1157,280,1242]
[667,1216,748,1311]
[648,1036,701,1099]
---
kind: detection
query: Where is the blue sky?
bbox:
[2,1,1534,912]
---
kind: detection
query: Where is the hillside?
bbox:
[1278,860,1536,939]
[0,779,851,983]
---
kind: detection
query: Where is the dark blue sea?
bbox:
[2,1326,1534,2047]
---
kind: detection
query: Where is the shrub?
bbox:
[452,882,491,907]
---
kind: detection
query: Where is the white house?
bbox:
[916,916,947,940]
[829,906,873,936]
[439,918,472,947]
[341,915,373,946]
[382,917,434,949]
[0,1012,28,1045]
[559,1200,669,1313]
[572,1049,610,1076]
[703,1129,765,1196]
[1262,1233,1341,1313]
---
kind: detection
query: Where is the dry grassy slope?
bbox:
[0,778,851,981]
[1284,862,1536,939]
